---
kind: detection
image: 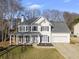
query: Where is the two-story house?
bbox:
[9,17,70,45]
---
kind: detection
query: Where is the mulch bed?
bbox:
[37,43,53,46]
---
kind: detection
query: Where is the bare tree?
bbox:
[43,9,51,20]
[23,8,41,20]
[0,0,23,46]
[64,12,79,31]
[43,9,64,21]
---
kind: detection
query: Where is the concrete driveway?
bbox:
[53,43,79,59]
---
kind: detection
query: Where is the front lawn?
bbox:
[0,46,64,59]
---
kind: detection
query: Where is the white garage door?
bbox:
[53,36,68,43]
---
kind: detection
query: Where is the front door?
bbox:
[32,35,38,43]
[25,36,30,43]
[18,36,23,44]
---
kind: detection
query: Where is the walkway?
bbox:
[53,43,79,59]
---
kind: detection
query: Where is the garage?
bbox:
[51,22,70,43]
[52,33,70,43]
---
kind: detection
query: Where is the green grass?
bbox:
[0,46,64,59]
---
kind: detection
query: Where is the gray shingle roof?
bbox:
[51,22,70,33]
[19,18,37,25]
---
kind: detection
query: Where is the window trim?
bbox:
[41,26,49,31]
[25,36,30,43]
[18,36,23,43]
[26,26,31,32]
[32,25,38,31]
[40,35,49,43]
[18,25,26,32]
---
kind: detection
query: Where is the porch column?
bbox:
[30,35,32,44]
[21,35,23,44]
[16,36,19,45]
[37,35,40,44]
[15,35,16,45]
[13,35,16,45]
[23,36,26,44]
[9,35,12,45]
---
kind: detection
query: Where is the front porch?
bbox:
[9,33,50,46]
[9,32,51,46]
[9,35,39,45]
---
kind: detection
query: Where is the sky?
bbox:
[21,0,79,13]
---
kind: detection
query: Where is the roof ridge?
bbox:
[31,17,41,24]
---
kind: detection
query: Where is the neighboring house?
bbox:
[74,23,79,37]
[9,17,70,45]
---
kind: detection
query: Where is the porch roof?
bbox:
[15,32,41,35]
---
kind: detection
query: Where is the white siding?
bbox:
[52,33,70,43]
[74,23,79,37]
[35,17,52,43]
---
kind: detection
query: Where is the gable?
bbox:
[39,19,50,26]
[34,17,52,26]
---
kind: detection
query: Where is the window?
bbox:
[40,35,49,43]
[32,35,38,43]
[23,26,25,31]
[26,26,28,31]
[18,36,23,43]
[51,26,54,31]
[26,26,31,31]
[25,36,30,43]
[18,26,20,32]
[32,26,38,31]
[41,26,49,31]
[29,26,31,31]
[19,26,25,32]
